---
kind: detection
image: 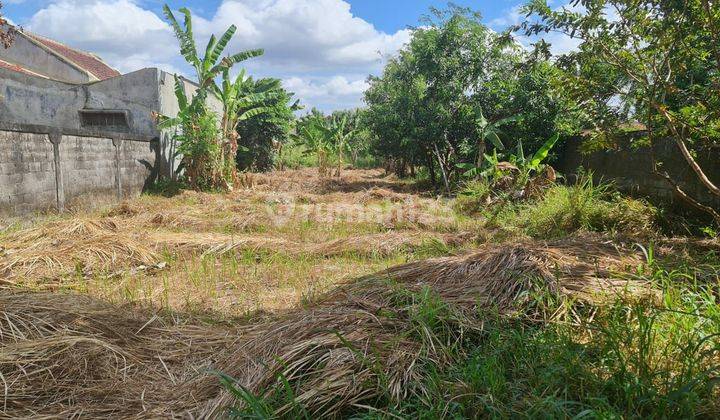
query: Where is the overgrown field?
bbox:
[1,169,718,418]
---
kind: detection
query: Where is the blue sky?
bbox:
[3,0,547,111]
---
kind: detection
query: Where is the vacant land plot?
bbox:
[1,169,718,418]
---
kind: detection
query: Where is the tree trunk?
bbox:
[433,143,451,194]
[426,154,437,186]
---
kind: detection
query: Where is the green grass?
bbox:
[222,256,720,418]
[489,175,659,238]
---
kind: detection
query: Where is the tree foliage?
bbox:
[363,5,575,190]
[235,77,301,172]
[517,0,720,220]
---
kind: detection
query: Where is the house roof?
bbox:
[0,58,48,78]
[23,32,120,81]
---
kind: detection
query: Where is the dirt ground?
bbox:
[1,169,481,317]
[1,169,713,418]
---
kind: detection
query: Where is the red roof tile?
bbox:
[25,32,120,81]
[0,58,47,78]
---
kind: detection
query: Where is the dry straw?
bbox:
[1,236,647,418]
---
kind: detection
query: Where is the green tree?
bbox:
[160,4,265,190]
[363,5,571,191]
[236,78,300,172]
[518,0,720,221]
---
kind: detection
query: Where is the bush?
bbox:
[454,180,491,215]
[492,175,658,238]
[277,143,317,170]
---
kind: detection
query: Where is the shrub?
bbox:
[511,176,658,238]
[454,180,491,215]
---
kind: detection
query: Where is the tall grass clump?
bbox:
[511,175,658,238]
[454,179,491,215]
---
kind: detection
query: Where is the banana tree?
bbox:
[214,69,279,177]
[156,75,221,189]
[292,114,336,177]
[160,4,266,190]
[162,5,263,92]
[327,115,356,177]
[474,107,522,167]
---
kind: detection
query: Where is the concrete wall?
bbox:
[0,67,85,129]
[119,139,157,197]
[59,135,117,207]
[86,68,163,137]
[0,67,161,138]
[0,130,57,214]
[557,136,720,209]
[0,29,91,84]
[0,67,224,215]
[0,124,159,216]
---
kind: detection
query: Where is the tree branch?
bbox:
[655,106,720,197]
[654,170,720,222]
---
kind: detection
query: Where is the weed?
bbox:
[454,179,491,215]
[504,175,658,238]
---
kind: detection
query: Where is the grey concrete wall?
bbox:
[0,29,92,84]
[0,130,57,214]
[119,139,157,197]
[0,125,159,216]
[59,134,117,207]
[0,67,226,215]
[86,68,162,137]
[557,136,720,209]
[0,67,161,139]
[0,67,86,129]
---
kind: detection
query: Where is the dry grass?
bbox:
[0,169,472,307]
[0,234,650,418]
[0,169,674,417]
[0,218,158,281]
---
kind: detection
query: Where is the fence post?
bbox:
[48,130,64,213]
[113,138,123,199]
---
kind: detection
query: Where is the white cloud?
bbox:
[22,0,411,111]
[489,5,523,29]
[190,0,411,72]
[283,75,368,112]
[25,0,177,74]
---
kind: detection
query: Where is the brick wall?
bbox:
[557,136,720,209]
[0,125,158,216]
[60,135,117,207]
[119,139,157,197]
[0,131,56,214]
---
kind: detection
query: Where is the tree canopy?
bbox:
[362,5,575,189]
[517,0,720,220]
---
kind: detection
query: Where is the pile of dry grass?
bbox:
[151,232,293,256]
[152,231,471,259]
[358,187,409,204]
[0,291,235,418]
[1,236,648,418]
[305,232,471,257]
[194,236,647,417]
[0,218,158,281]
